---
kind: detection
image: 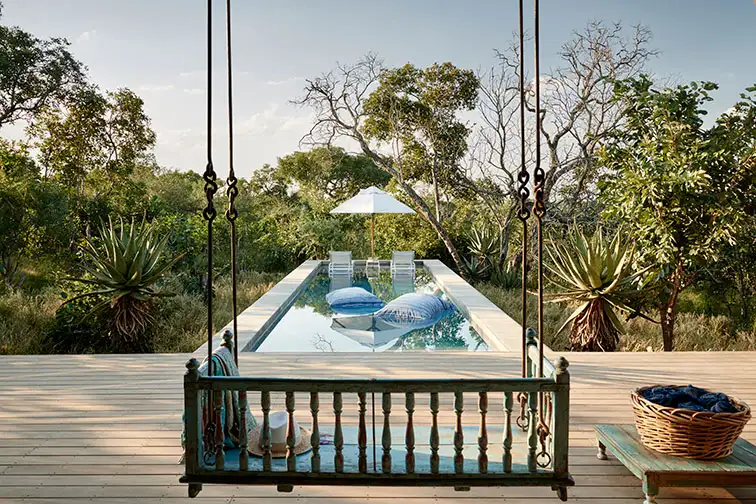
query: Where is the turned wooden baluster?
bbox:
[238,390,249,471]
[503,391,513,473]
[334,392,344,473]
[261,390,272,471]
[286,391,296,472]
[382,392,391,473]
[214,386,224,470]
[405,392,415,474]
[310,392,320,472]
[527,391,538,472]
[454,391,464,474]
[429,392,440,474]
[478,391,488,473]
[358,392,367,473]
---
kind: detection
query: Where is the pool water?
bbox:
[251,269,488,353]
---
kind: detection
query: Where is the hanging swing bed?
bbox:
[181,0,573,500]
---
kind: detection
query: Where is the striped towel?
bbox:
[181,346,258,460]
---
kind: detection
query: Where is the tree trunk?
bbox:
[735,263,750,323]
[658,259,684,351]
[431,157,442,224]
[659,303,675,352]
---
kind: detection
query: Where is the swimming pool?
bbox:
[249,269,488,353]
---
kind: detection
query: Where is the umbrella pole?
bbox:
[372,391,376,472]
[371,214,375,259]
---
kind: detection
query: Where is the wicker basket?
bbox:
[631,385,751,460]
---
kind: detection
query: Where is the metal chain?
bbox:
[516,0,531,429]
[536,393,552,468]
[515,392,529,431]
[224,0,240,367]
[532,0,551,470]
[202,0,219,461]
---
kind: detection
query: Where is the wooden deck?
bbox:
[2,351,756,503]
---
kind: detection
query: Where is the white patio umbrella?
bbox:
[329,186,415,258]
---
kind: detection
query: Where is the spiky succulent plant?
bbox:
[545,227,650,352]
[68,218,180,343]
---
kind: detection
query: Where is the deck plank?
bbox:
[1,351,755,502]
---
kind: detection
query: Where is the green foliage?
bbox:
[489,262,520,290]
[277,147,390,210]
[467,224,498,259]
[362,62,478,192]
[460,256,490,283]
[545,227,650,351]
[0,288,58,355]
[599,76,756,350]
[0,8,86,127]
[67,218,180,349]
[29,86,156,191]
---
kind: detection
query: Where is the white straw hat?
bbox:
[247,411,312,458]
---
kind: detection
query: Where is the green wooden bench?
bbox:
[181,331,574,500]
[595,424,756,504]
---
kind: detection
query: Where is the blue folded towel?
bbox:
[642,385,738,413]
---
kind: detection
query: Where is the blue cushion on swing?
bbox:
[326,287,384,312]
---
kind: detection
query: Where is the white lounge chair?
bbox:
[328,251,353,276]
[390,251,416,276]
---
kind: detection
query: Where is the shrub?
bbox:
[0,289,58,354]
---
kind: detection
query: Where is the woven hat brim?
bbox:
[247,425,312,458]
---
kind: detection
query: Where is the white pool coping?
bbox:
[192,260,323,357]
[193,258,536,356]
[422,259,523,352]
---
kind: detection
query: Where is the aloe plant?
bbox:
[545,227,650,352]
[467,224,498,259]
[67,218,181,344]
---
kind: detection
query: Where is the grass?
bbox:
[152,271,283,352]
[0,270,284,355]
[3,272,754,354]
[0,288,60,355]
[477,282,756,352]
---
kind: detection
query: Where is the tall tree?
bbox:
[277,146,390,208]
[29,86,156,193]
[0,5,85,128]
[469,21,657,259]
[297,56,477,269]
[598,76,755,350]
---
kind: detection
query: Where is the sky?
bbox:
[3,0,755,179]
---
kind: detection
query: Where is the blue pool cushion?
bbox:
[375,293,454,328]
[326,287,385,313]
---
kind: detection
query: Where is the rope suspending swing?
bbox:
[201,0,242,465]
[197,0,553,476]
[201,0,220,465]
[514,0,552,468]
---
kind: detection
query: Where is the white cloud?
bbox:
[76,30,96,44]
[239,103,313,136]
[179,70,203,79]
[266,76,305,86]
[138,84,176,93]
[183,88,205,95]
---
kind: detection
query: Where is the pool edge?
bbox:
[192,260,323,357]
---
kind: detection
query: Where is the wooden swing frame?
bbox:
[181,0,573,500]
